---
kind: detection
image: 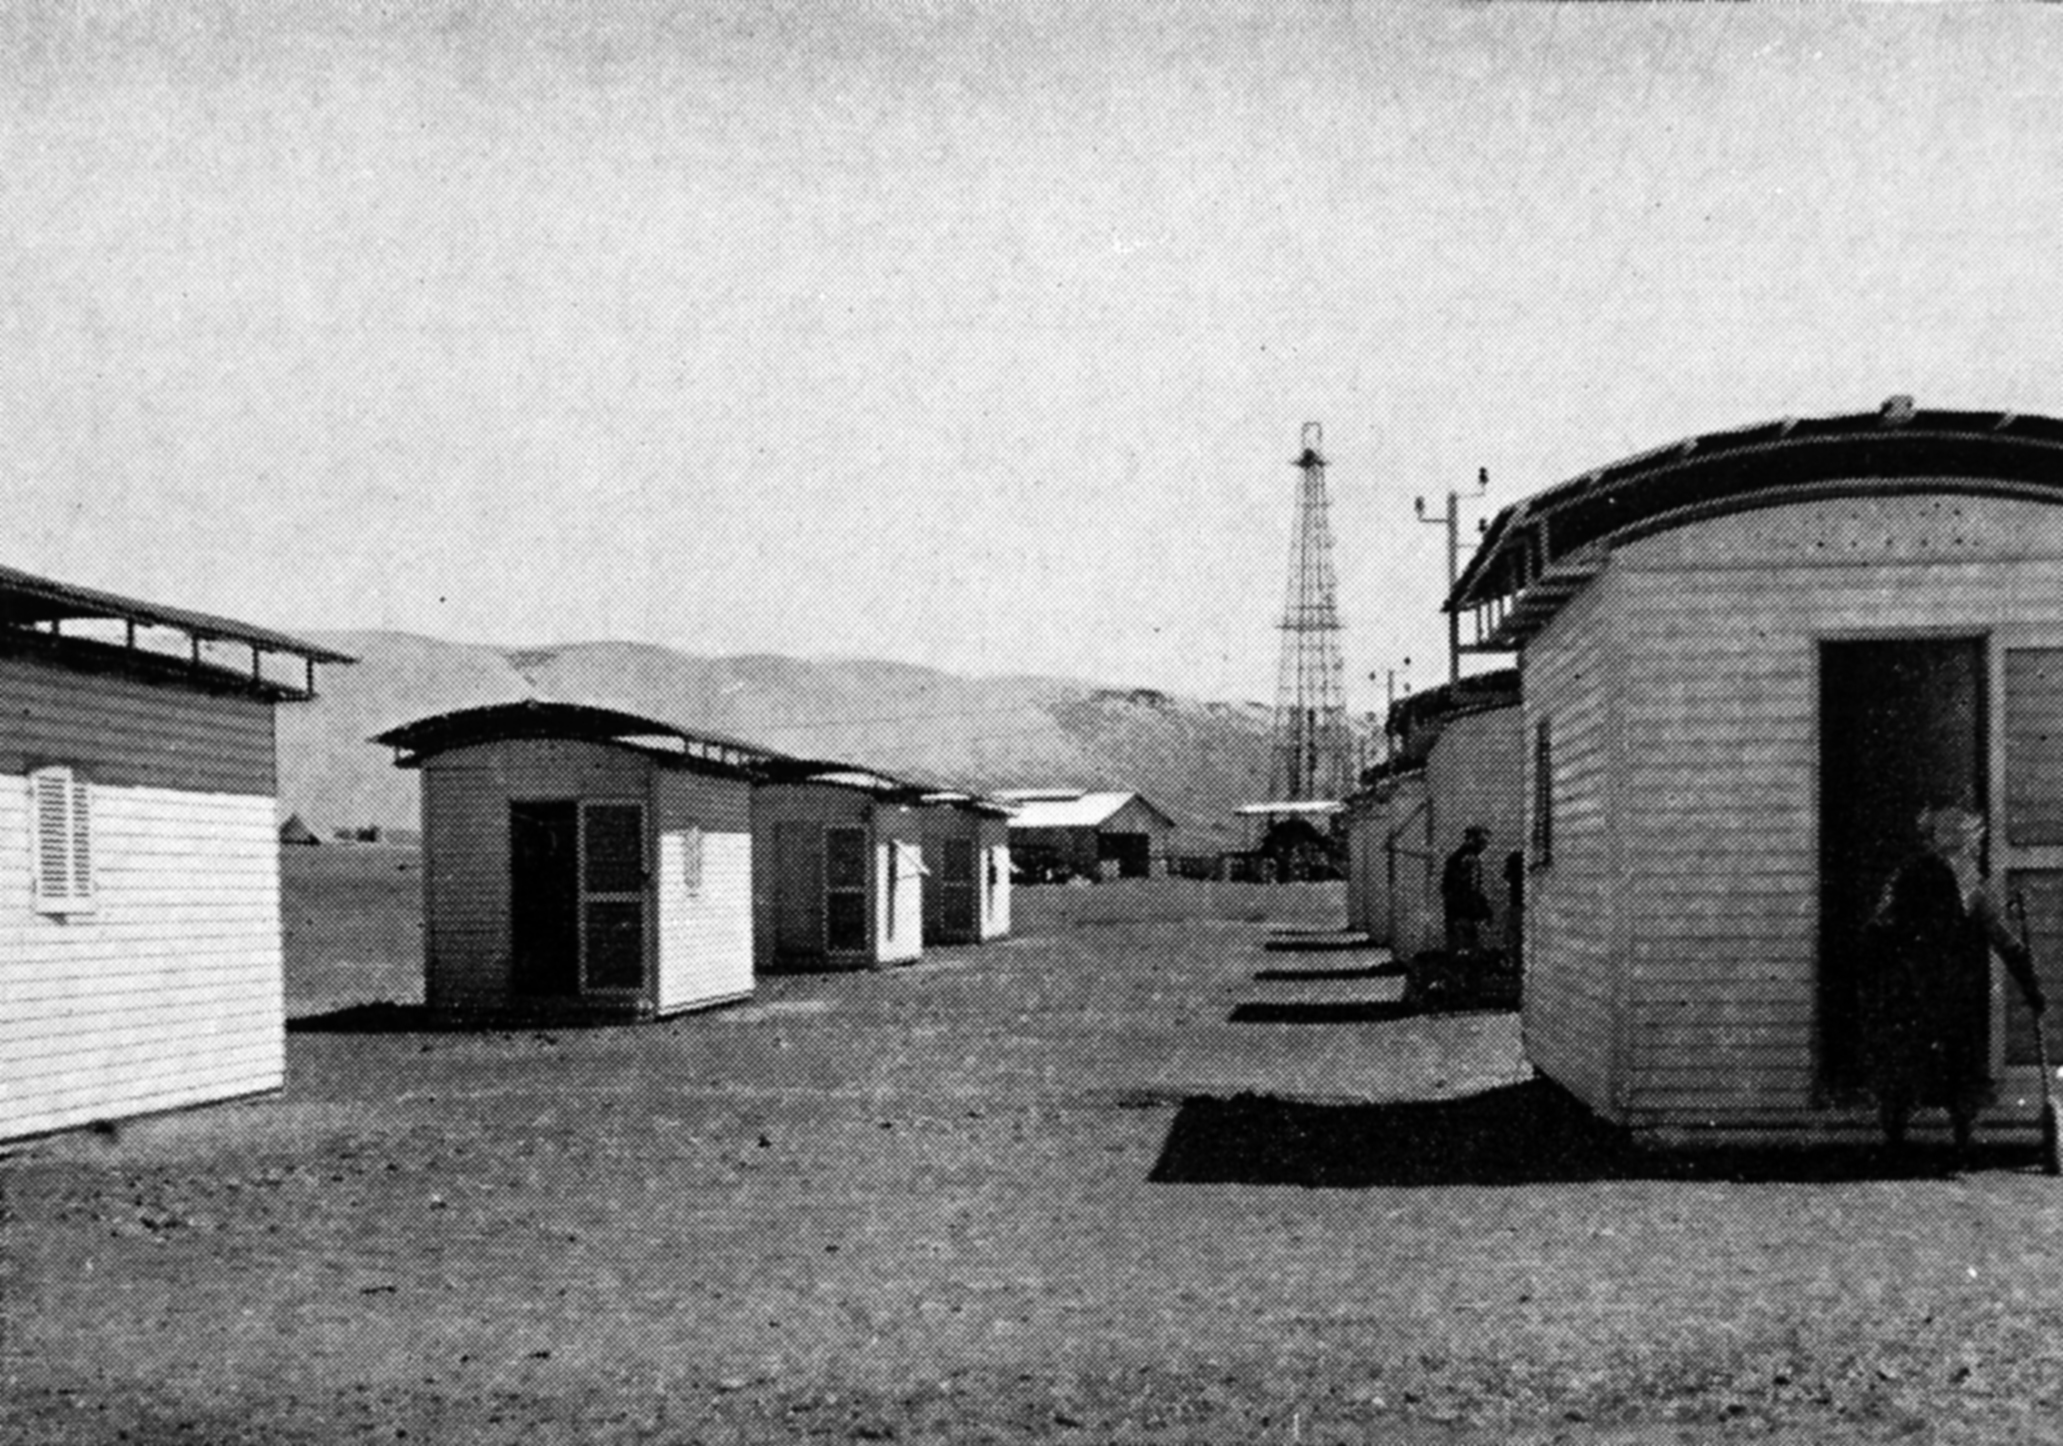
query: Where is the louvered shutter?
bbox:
[29,767,92,913]
[71,776,92,902]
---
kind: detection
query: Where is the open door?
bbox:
[2000,644,2063,1069]
[579,801,647,992]
[510,801,580,996]
[773,820,824,964]
[508,800,648,998]
[1819,638,1987,1091]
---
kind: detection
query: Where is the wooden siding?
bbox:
[1384,775,1434,960]
[980,817,1011,940]
[1424,705,1526,950]
[0,653,276,797]
[2005,648,2063,846]
[750,782,876,971]
[1599,493,2063,1141]
[917,808,1010,945]
[876,804,924,964]
[652,769,754,1016]
[1520,571,1622,1120]
[2,779,283,1140]
[1343,802,1388,942]
[1103,797,1174,843]
[418,739,653,1014]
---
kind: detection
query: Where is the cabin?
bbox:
[1450,400,2063,1147]
[374,702,775,1021]
[999,789,1176,881]
[0,562,350,1141]
[917,792,1012,944]
[752,767,927,971]
[1340,784,1390,941]
[1342,672,1521,956]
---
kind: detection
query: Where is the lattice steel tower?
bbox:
[1268,422,1352,801]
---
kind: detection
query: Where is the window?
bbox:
[824,826,869,951]
[681,825,705,896]
[30,766,94,915]
[1530,719,1553,868]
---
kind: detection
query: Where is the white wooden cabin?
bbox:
[1340,787,1387,941]
[1419,688,1526,963]
[0,563,349,1141]
[1450,400,2063,1147]
[375,702,772,1022]
[917,792,1011,944]
[1380,770,1433,959]
[1348,673,1525,963]
[752,768,926,972]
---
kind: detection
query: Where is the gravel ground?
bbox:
[4,875,2063,1443]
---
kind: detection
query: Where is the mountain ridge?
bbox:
[278,631,1302,852]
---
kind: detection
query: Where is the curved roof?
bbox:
[0,560,352,699]
[373,700,794,777]
[1385,667,1521,738]
[1449,401,2063,647]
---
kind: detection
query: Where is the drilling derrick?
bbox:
[1268,422,1352,802]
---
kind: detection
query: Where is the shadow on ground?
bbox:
[1147,1081,2024,1187]
[1227,1000,1500,1024]
[1251,963,1405,983]
[287,1002,606,1034]
[1260,933,1380,955]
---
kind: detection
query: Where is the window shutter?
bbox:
[30,767,92,914]
[71,777,92,902]
[682,825,704,895]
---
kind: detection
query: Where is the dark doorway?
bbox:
[1098,832,1151,879]
[580,802,647,990]
[510,801,580,996]
[773,821,824,964]
[1819,638,1987,1090]
[940,838,977,939]
[824,825,870,954]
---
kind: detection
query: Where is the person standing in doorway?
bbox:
[1441,825,1493,961]
[1863,805,2048,1158]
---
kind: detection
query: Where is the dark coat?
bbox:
[1441,844,1491,926]
[1862,854,2044,1109]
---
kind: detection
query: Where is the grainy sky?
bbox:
[6,2,2062,706]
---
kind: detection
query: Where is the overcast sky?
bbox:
[7,3,2063,707]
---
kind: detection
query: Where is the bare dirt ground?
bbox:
[5,855,2063,1443]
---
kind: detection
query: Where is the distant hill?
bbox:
[275,632,1349,852]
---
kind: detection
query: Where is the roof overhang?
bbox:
[1448,403,2063,649]
[374,700,791,777]
[0,562,353,700]
[1234,800,1343,817]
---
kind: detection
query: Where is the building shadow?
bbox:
[1261,935,1381,954]
[1252,963,1406,983]
[288,1002,456,1034]
[1227,1000,1501,1025]
[1147,1081,1996,1187]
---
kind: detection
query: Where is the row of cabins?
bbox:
[0,581,1013,1141]
[1353,398,2063,1149]
[1344,668,1524,962]
[374,702,1013,1021]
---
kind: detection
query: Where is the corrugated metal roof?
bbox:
[1448,402,2063,648]
[0,562,355,663]
[373,700,794,777]
[1004,790,1174,830]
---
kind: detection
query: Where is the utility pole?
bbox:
[1415,468,1490,685]
[1374,657,1410,761]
